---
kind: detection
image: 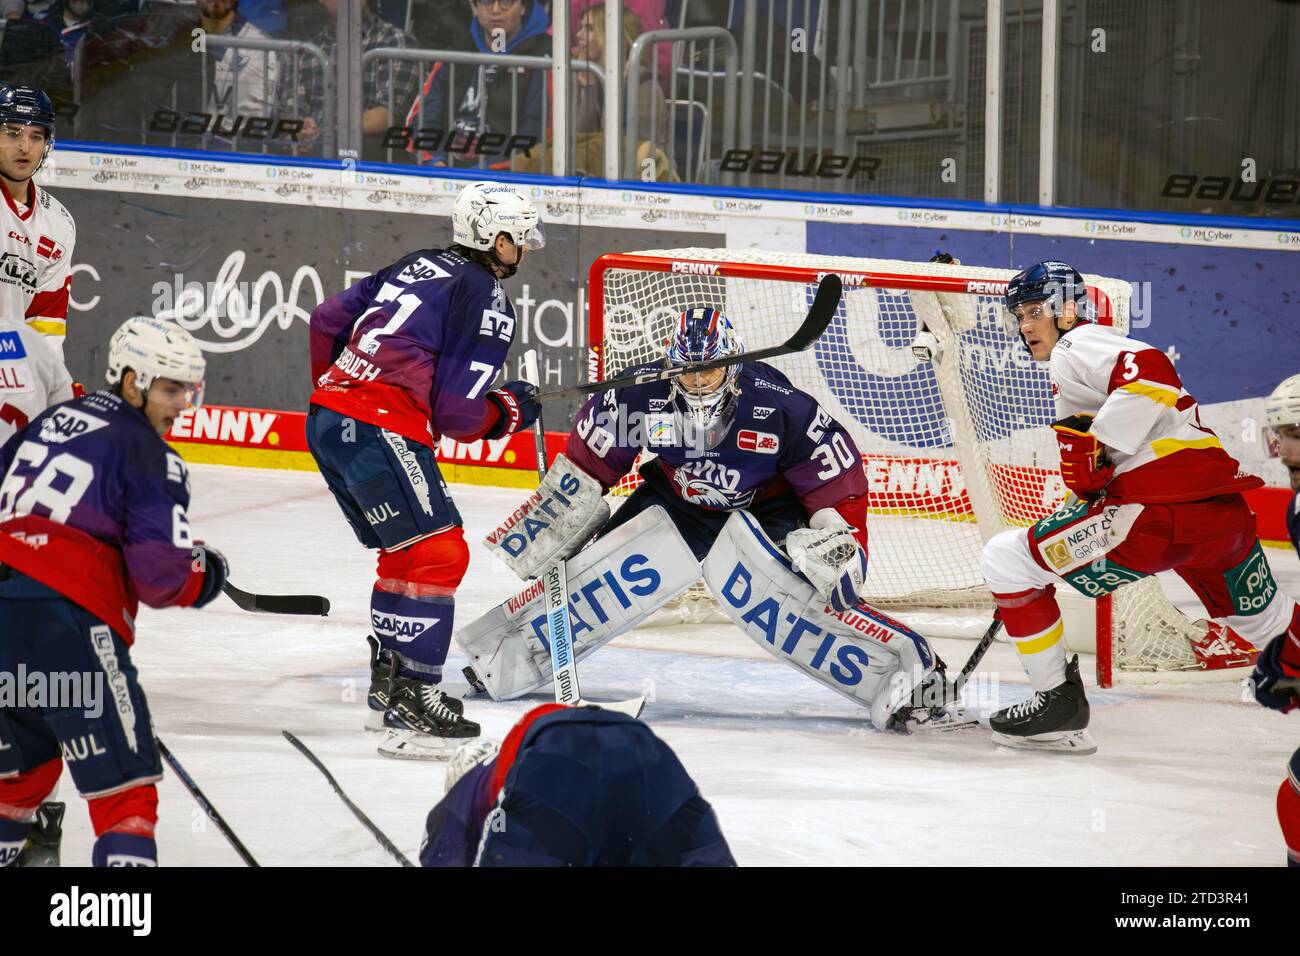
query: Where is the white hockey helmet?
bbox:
[1262,373,1300,458]
[451,181,544,252]
[106,316,207,407]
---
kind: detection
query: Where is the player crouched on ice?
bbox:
[305,181,544,760]
[978,261,1300,755]
[0,318,227,867]
[420,703,734,866]
[461,307,973,733]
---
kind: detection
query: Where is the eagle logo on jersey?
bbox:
[669,466,756,509]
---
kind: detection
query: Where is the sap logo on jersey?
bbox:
[751,406,775,420]
[373,612,438,642]
[737,430,779,454]
[718,561,870,687]
[396,256,450,284]
[40,407,110,444]
[527,554,662,649]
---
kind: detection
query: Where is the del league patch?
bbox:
[737,429,779,454]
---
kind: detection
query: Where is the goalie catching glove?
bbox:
[1052,413,1114,498]
[483,453,610,581]
[785,507,868,613]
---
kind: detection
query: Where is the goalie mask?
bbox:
[665,307,743,443]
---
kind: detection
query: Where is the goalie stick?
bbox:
[223,582,330,616]
[157,738,259,867]
[282,731,414,867]
[534,273,843,404]
[522,350,645,720]
[952,612,1003,698]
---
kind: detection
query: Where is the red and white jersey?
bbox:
[1050,322,1260,503]
[0,314,73,446]
[0,181,75,362]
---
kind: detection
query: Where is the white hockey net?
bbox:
[590,248,1244,686]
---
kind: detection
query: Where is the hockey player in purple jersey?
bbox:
[462,308,974,732]
[419,703,735,867]
[0,317,227,867]
[306,181,544,760]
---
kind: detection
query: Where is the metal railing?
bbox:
[203,35,334,157]
[626,27,738,183]
[362,48,601,172]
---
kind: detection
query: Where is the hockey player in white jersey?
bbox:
[978,261,1300,754]
[0,312,72,446]
[459,308,974,735]
[0,86,75,363]
[1261,374,1300,557]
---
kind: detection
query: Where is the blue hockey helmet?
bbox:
[1004,260,1091,342]
[0,85,56,171]
[665,306,744,433]
[0,85,55,135]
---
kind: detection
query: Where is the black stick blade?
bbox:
[224,582,330,616]
[787,273,842,351]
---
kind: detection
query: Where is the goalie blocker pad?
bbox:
[483,453,610,581]
[457,506,699,700]
[702,511,936,729]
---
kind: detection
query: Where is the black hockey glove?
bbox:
[191,544,230,609]
[1251,632,1300,714]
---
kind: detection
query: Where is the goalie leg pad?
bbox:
[456,506,701,700]
[702,512,936,727]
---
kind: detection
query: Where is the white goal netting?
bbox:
[591,248,1249,685]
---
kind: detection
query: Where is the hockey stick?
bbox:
[534,272,843,404]
[952,612,1003,698]
[157,738,259,867]
[281,731,414,868]
[522,350,646,720]
[223,582,330,616]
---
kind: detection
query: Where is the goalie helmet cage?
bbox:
[587,248,1252,688]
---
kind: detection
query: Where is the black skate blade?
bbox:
[462,666,487,696]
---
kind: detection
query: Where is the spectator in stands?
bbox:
[727,0,825,102]
[34,0,94,56]
[234,0,285,35]
[404,0,550,168]
[295,0,418,160]
[570,0,671,92]
[515,4,675,181]
[2,0,24,18]
[196,0,280,121]
[409,0,473,54]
